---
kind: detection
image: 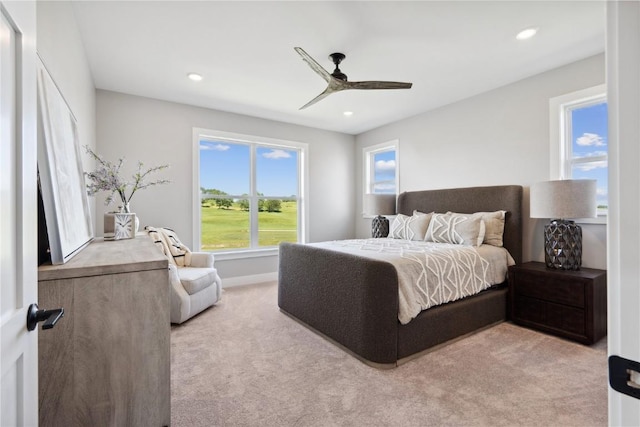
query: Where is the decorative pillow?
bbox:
[473,211,506,247]
[390,212,432,240]
[425,213,485,246]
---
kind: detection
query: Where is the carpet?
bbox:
[171,281,608,426]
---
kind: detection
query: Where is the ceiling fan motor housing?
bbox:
[329,52,348,81]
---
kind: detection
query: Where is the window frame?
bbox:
[362,140,399,217]
[192,128,309,259]
[549,84,607,224]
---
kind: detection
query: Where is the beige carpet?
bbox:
[171,281,608,427]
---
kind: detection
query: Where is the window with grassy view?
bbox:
[197,133,305,252]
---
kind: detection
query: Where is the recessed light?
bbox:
[187,73,203,81]
[343,111,354,116]
[516,27,538,40]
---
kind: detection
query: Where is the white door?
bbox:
[607,1,640,425]
[0,1,38,426]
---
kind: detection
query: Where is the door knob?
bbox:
[26,303,64,331]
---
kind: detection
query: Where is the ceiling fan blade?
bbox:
[299,88,334,110]
[295,47,413,109]
[294,47,331,84]
[346,81,413,90]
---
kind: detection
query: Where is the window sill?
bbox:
[575,215,607,225]
[362,214,397,219]
[211,247,279,261]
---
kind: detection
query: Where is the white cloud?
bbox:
[588,150,607,157]
[263,149,291,159]
[576,133,606,147]
[375,159,396,172]
[373,183,396,192]
[597,187,608,197]
[575,160,607,171]
[200,142,230,151]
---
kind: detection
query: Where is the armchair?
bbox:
[146,226,222,324]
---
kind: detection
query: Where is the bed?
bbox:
[278,185,522,368]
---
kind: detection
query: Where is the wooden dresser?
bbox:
[38,237,170,427]
[508,261,607,344]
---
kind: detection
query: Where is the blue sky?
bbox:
[373,150,396,193]
[571,102,608,207]
[200,140,298,197]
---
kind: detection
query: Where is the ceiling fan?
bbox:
[294,47,413,110]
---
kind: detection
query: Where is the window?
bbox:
[193,129,307,254]
[364,140,398,195]
[550,85,608,219]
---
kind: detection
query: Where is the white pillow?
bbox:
[473,211,506,247]
[425,213,485,246]
[445,211,506,246]
[390,212,432,240]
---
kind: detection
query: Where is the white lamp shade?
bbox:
[364,194,396,216]
[530,179,597,219]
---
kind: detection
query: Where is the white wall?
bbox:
[36,1,96,219]
[355,54,606,269]
[95,90,355,280]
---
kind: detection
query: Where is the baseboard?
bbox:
[221,272,278,288]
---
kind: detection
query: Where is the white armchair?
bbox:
[146,227,222,324]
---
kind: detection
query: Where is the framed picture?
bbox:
[37,58,93,264]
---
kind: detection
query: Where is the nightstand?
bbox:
[508,262,607,344]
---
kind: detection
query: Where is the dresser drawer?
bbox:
[513,271,585,308]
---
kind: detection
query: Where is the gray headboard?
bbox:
[397,185,523,265]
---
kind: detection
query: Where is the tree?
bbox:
[215,198,232,209]
[238,198,250,211]
[264,199,282,212]
[257,192,266,211]
[202,188,233,209]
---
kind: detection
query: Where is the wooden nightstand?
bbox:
[508,262,607,344]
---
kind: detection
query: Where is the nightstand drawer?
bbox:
[514,296,586,336]
[514,272,585,308]
[546,301,585,335]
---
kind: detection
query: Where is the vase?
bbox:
[120,203,140,233]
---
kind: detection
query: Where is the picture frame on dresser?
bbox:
[37,56,93,264]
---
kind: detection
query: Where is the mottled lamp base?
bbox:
[371,215,390,238]
[544,219,582,270]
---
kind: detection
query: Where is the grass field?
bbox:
[201,201,297,250]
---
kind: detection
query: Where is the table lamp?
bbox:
[530,179,597,270]
[364,194,396,238]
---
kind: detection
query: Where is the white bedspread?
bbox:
[312,239,515,325]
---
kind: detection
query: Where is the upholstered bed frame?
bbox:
[278,185,523,367]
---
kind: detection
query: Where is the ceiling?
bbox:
[71,1,605,135]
